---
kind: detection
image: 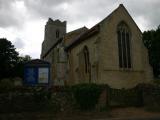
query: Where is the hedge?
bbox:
[72,84,103,110]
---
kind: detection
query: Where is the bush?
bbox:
[142,84,160,112]
[145,103,160,112]
[109,87,143,107]
[72,84,102,110]
[0,79,14,93]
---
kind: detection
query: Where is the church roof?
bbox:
[64,26,88,46]
[41,26,88,59]
[42,38,63,59]
[67,26,88,35]
[42,4,142,58]
[65,25,100,51]
[65,4,142,51]
[25,59,50,67]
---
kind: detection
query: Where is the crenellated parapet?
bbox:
[41,18,67,59]
[46,18,66,27]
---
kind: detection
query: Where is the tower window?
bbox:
[56,29,60,38]
[117,22,131,69]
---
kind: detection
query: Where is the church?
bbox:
[41,4,153,88]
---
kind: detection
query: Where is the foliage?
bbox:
[143,26,160,77]
[1,84,160,113]
[109,87,143,107]
[14,55,31,78]
[0,79,14,92]
[142,83,160,112]
[31,88,59,112]
[33,87,51,107]
[0,38,32,79]
[0,38,19,79]
[72,84,102,110]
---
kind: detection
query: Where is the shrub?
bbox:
[72,84,102,110]
[109,87,143,107]
[0,79,14,93]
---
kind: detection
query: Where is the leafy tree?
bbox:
[143,26,160,77]
[0,38,19,79]
[14,55,31,78]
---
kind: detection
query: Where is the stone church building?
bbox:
[41,4,153,88]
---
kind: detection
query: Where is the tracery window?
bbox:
[117,22,131,69]
[83,46,90,73]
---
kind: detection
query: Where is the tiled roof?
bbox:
[42,38,63,59]
[64,26,88,46]
[25,59,50,66]
[65,24,100,51]
[41,27,88,59]
[65,4,141,51]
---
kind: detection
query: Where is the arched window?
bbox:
[117,22,131,68]
[83,46,90,73]
[56,29,60,38]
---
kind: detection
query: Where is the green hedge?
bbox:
[72,84,103,110]
[108,87,143,107]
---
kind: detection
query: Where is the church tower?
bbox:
[41,18,66,58]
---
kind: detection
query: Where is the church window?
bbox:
[56,29,60,38]
[117,22,131,69]
[83,46,90,73]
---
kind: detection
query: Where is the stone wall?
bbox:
[67,5,153,88]
[41,18,66,58]
[0,87,74,113]
[0,84,160,113]
[41,18,67,86]
[67,34,100,85]
[97,5,153,88]
[40,5,153,88]
[97,84,160,108]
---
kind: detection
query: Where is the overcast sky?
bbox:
[0,0,160,58]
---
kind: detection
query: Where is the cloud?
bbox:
[0,0,160,58]
[122,0,160,30]
[23,0,118,24]
[1,0,160,30]
[0,0,27,28]
[14,38,24,49]
[22,0,160,31]
[23,0,68,19]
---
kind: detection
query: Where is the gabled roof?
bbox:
[94,4,142,34]
[65,4,142,51]
[42,38,63,59]
[41,27,88,59]
[64,26,88,46]
[67,26,88,36]
[42,4,142,57]
[25,59,50,66]
[65,24,100,51]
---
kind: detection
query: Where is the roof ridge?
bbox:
[67,26,88,34]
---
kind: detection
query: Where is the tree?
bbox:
[0,38,19,79]
[14,55,31,78]
[143,26,160,77]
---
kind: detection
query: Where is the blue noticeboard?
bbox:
[24,59,50,86]
[24,67,38,85]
